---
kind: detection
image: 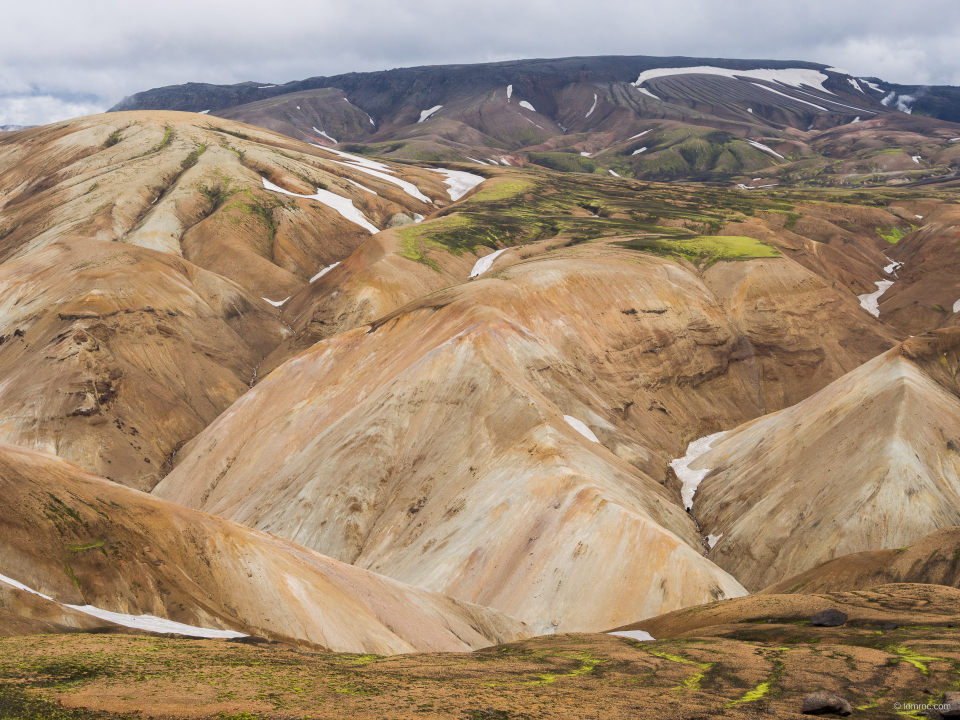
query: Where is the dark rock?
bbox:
[809,609,848,627]
[801,692,853,716]
[942,692,960,717]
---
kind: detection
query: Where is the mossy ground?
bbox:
[0,621,957,719]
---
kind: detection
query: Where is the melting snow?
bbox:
[467,157,489,165]
[418,105,442,123]
[636,87,659,100]
[747,108,753,113]
[863,80,882,92]
[883,256,903,276]
[912,155,921,164]
[954,299,960,313]
[0,572,244,639]
[916,215,924,220]
[500,158,512,166]
[609,170,620,177]
[312,127,338,144]
[750,83,828,111]
[313,147,432,203]
[297,106,300,110]
[670,431,728,510]
[262,177,379,233]
[586,93,598,118]
[632,147,648,155]
[519,100,536,112]
[848,78,864,92]
[414,214,424,223]
[580,151,591,157]
[951,138,960,142]
[634,66,835,94]
[507,84,513,100]
[629,130,651,140]
[198,110,210,115]
[609,630,655,642]
[346,179,377,195]
[434,168,485,201]
[563,416,599,443]
[262,296,289,307]
[258,85,276,89]
[746,140,784,160]
[858,280,894,317]
[707,534,723,549]
[850,117,861,123]
[310,261,340,283]
[469,248,507,278]
[826,67,851,76]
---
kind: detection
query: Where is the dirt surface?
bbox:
[1,585,958,719]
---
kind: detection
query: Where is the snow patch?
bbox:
[912,155,921,164]
[580,151,591,157]
[469,248,507,278]
[258,85,276,89]
[518,100,536,112]
[262,177,379,234]
[586,93,598,118]
[670,431,728,510]
[631,147,648,155]
[198,109,210,115]
[499,158,512,166]
[563,415,599,443]
[826,67,851,76]
[312,127,337,144]
[750,83,828,112]
[848,78,864,93]
[317,147,392,173]
[636,87,659,100]
[262,296,289,307]
[346,179,377,195]
[314,148,432,203]
[418,105,442,123]
[954,299,960,314]
[863,80,882,92]
[747,108,753,114]
[850,116,861,123]
[609,170,620,177]
[467,157,489,165]
[634,66,834,94]
[629,130,651,140]
[433,168,485,201]
[746,140,784,160]
[883,256,903,276]
[916,215,924,219]
[414,214,424,223]
[0,572,245,639]
[310,261,340,283]
[707,534,723,549]
[858,280,894,317]
[951,138,960,142]
[609,630,655,642]
[506,84,513,100]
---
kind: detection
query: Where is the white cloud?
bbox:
[0,0,958,126]
[0,96,106,126]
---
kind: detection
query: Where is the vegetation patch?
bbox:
[102,130,121,149]
[877,226,911,243]
[616,235,779,266]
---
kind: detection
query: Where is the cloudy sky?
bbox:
[3,0,959,126]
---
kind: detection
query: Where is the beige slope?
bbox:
[694,328,960,591]
[0,441,526,654]
[159,243,898,632]
[0,112,455,488]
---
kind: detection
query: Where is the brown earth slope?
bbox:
[0,441,527,654]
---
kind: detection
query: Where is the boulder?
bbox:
[801,692,853,716]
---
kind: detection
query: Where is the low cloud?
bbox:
[2,0,959,126]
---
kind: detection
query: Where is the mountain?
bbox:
[691,328,960,591]
[110,55,960,186]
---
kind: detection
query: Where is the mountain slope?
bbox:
[0,441,526,653]
[692,328,960,591]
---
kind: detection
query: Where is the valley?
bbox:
[1,54,960,717]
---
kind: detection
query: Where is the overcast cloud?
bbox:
[3,0,960,126]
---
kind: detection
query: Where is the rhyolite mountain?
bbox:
[109,55,960,185]
[2,64,960,716]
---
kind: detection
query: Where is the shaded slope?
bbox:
[0,442,526,654]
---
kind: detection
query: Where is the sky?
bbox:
[3,0,960,126]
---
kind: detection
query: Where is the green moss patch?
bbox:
[616,235,779,266]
